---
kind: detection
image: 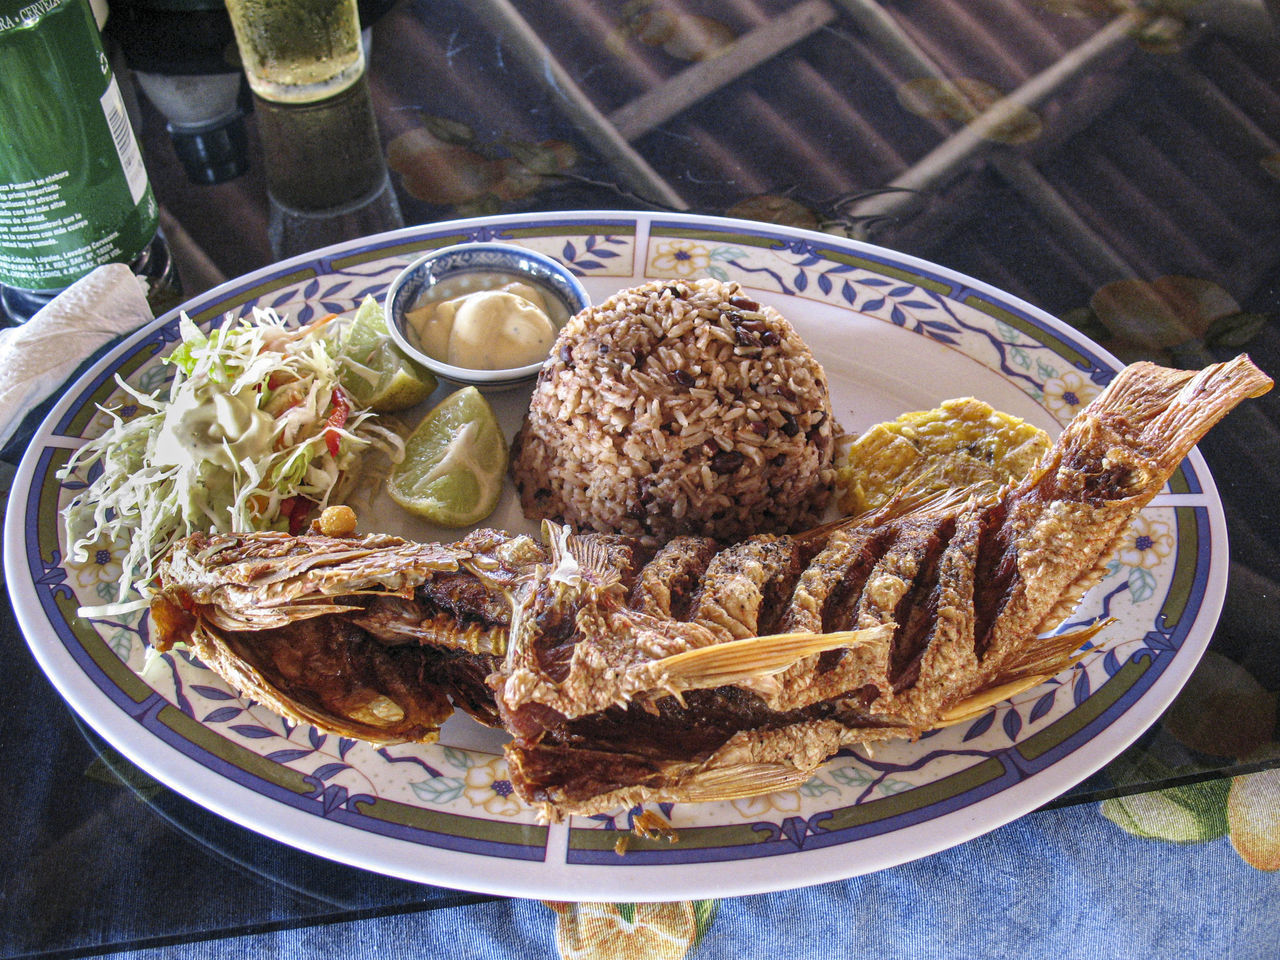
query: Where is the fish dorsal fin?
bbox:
[797,477,995,549]
[874,474,997,522]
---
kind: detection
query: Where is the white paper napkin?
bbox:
[0,264,155,449]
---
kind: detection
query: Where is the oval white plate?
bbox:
[4,212,1225,901]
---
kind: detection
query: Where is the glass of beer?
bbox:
[224,0,364,104]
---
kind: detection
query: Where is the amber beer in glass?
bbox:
[224,0,363,103]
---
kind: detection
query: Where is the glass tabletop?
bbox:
[3,1,1278,955]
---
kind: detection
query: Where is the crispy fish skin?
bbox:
[147,357,1272,815]
[498,526,877,722]
[690,536,805,641]
[629,536,718,620]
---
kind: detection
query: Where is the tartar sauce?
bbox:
[405,273,564,370]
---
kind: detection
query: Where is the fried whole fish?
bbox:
[149,356,1272,817]
[150,529,536,740]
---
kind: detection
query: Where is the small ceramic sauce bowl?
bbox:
[385,242,590,391]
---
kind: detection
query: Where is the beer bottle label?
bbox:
[0,0,159,292]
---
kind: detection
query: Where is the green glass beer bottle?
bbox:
[0,0,175,323]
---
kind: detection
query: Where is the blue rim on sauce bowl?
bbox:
[384,242,590,391]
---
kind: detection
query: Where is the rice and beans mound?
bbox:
[510,278,837,544]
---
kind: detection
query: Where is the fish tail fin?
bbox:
[1136,354,1273,460]
[1063,355,1272,464]
[1022,355,1271,506]
[1101,353,1270,416]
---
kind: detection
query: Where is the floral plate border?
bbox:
[4,212,1226,900]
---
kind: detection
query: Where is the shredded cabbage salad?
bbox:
[60,307,404,615]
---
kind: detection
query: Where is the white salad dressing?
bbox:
[152,380,276,477]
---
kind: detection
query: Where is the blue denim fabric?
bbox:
[48,796,1279,960]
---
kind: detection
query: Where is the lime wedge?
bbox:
[341,296,437,412]
[387,386,508,527]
